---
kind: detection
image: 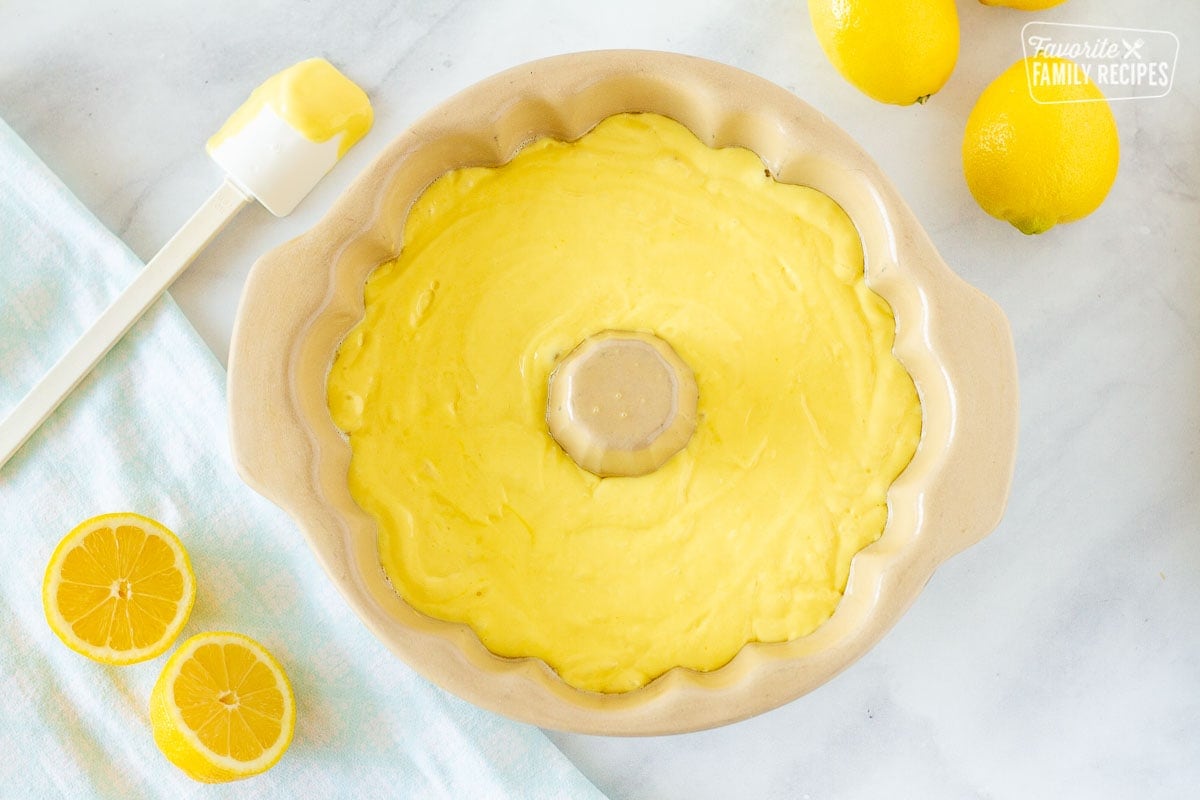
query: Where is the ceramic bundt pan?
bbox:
[227,50,1018,735]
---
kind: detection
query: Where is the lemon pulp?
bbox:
[43,512,195,665]
[327,113,922,693]
[150,632,295,783]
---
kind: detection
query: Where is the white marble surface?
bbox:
[3,1,1198,797]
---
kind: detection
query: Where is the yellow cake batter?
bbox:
[207,57,372,157]
[327,113,921,693]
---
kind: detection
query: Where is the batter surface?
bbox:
[327,113,921,693]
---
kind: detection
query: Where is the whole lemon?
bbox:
[808,0,959,105]
[979,0,1067,9]
[962,56,1119,235]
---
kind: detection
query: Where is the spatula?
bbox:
[0,57,372,469]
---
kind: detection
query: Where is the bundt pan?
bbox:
[227,50,1019,735]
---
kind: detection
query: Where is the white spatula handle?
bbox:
[0,178,250,469]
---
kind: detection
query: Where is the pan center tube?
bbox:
[546,330,699,478]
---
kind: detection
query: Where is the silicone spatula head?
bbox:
[206,58,373,216]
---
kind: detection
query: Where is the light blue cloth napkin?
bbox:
[0,117,605,799]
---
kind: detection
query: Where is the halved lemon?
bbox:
[150,631,296,783]
[43,512,196,665]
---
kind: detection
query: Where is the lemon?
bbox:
[979,0,1067,9]
[43,512,196,665]
[808,0,959,105]
[150,631,296,783]
[962,56,1119,234]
